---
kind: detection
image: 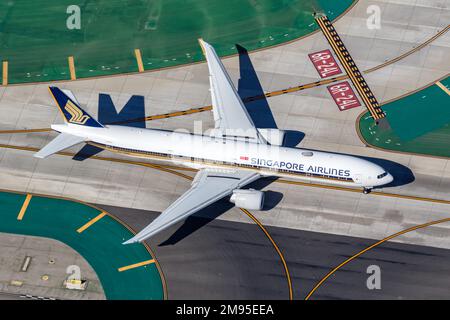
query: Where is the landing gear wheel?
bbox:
[363,188,372,194]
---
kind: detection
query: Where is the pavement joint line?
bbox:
[92,145,291,299]
[2,143,450,300]
[0,21,446,131]
[0,187,168,300]
[17,194,32,221]
[104,19,445,126]
[2,143,450,206]
[68,56,76,80]
[304,217,450,300]
[436,81,450,96]
[118,259,155,272]
[2,61,8,86]
[77,211,107,233]
[134,49,144,72]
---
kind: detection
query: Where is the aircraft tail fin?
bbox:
[49,86,103,128]
[34,132,85,159]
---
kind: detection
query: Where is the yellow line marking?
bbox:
[316,17,382,119]
[134,49,144,72]
[365,25,450,74]
[118,259,155,272]
[2,141,450,206]
[0,128,51,134]
[17,194,32,220]
[3,136,450,300]
[4,28,437,127]
[2,61,8,86]
[304,217,450,300]
[68,56,76,80]
[240,208,293,300]
[77,211,107,233]
[436,81,450,96]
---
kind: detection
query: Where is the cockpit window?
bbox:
[377,172,388,179]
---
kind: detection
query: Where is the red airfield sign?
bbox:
[327,81,361,111]
[308,49,342,78]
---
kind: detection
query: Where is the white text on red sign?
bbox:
[327,81,361,111]
[308,49,342,78]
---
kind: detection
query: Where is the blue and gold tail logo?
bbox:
[64,100,90,124]
[49,86,103,128]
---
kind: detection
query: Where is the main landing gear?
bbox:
[363,187,373,194]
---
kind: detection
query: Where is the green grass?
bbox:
[0,191,164,300]
[0,0,355,83]
[359,77,450,158]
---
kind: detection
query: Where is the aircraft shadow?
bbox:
[73,94,146,161]
[159,177,281,246]
[236,44,304,147]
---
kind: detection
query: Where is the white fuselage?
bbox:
[53,124,393,188]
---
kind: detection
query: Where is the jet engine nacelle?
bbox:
[258,128,286,146]
[229,189,264,210]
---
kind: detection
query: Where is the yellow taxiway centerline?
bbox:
[77,211,107,233]
[240,208,293,300]
[2,142,450,207]
[118,259,155,272]
[436,81,450,96]
[17,194,32,221]
[304,217,450,300]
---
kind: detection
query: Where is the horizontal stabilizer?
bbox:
[34,133,85,159]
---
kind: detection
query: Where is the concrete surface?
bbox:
[101,204,450,300]
[0,233,105,300]
[0,0,449,251]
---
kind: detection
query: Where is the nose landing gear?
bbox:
[363,187,373,194]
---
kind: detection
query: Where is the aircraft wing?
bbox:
[123,169,260,244]
[198,39,266,144]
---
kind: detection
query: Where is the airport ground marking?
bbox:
[364,25,449,74]
[17,194,32,221]
[0,24,447,131]
[2,142,450,207]
[3,143,450,301]
[134,49,145,73]
[0,187,168,300]
[0,128,51,134]
[304,217,450,300]
[436,81,450,96]
[315,15,385,121]
[2,61,8,86]
[118,259,155,272]
[77,211,107,233]
[0,23,446,299]
[68,56,76,80]
[241,208,293,300]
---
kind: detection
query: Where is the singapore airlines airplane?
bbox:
[34,39,393,244]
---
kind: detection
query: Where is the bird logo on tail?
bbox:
[64,100,90,125]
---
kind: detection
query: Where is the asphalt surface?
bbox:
[99,203,450,300]
[0,293,28,300]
